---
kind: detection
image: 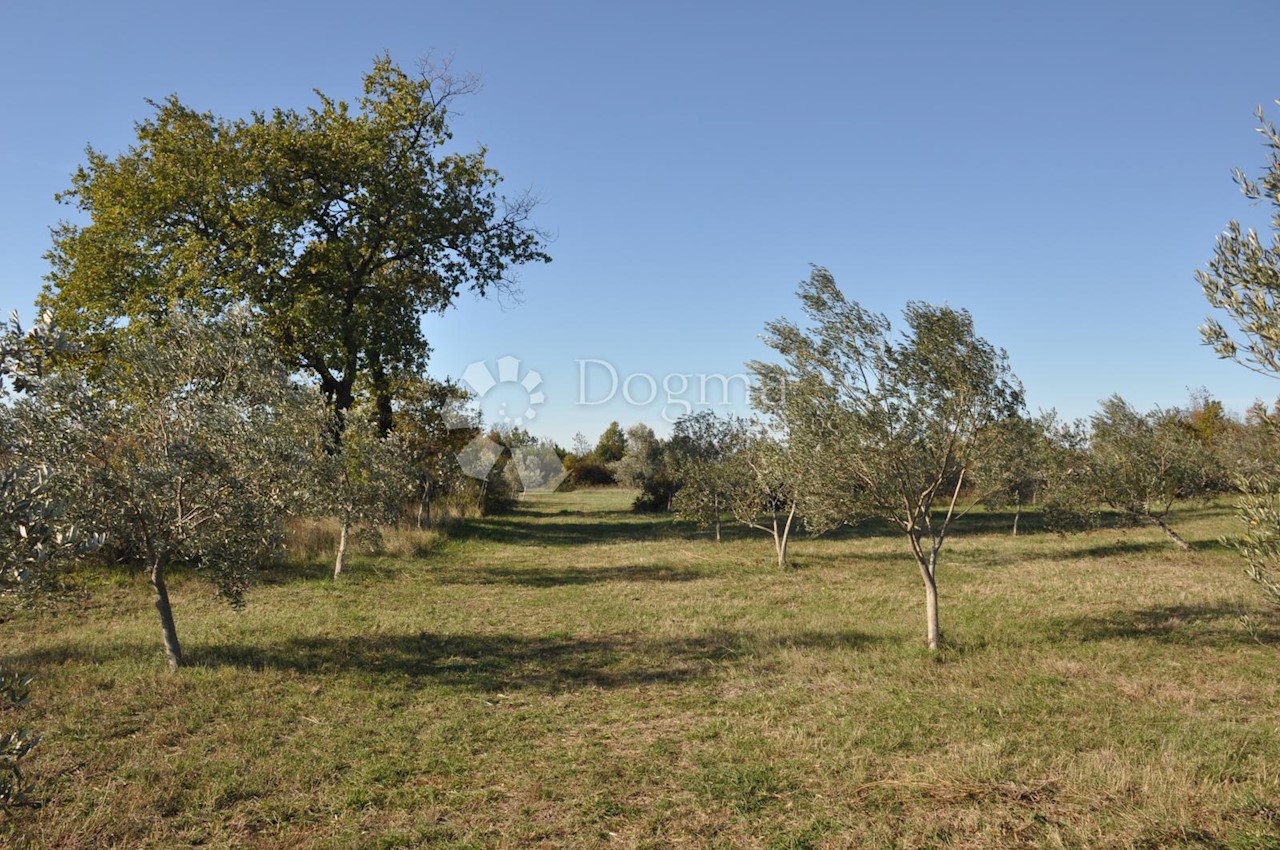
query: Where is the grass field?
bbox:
[4,489,1280,849]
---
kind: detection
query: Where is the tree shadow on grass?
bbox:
[193,628,883,692]
[451,516,702,547]
[1030,535,1235,562]
[1049,603,1280,648]
[431,562,709,587]
[7,628,882,692]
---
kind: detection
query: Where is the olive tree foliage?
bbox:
[392,376,474,529]
[1197,101,1280,604]
[973,413,1051,535]
[310,407,415,578]
[40,55,550,435]
[1081,396,1217,550]
[722,432,807,569]
[0,314,101,819]
[11,311,322,670]
[669,411,742,542]
[1199,101,1280,377]
[749,267,1024,650]
[669,412,811,567]
[612,424,679,512]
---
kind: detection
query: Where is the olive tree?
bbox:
[750,267,1024,650]
[1084,396,1217,550]
[669,411,742,542]
[1198,100,1280,603]
[0,313,100,815]
[722,432,806,568]
[974,414,1050,536]
[12,311,320,670]
[310,408,415,578]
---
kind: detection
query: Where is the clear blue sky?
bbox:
[2,0,1279,445]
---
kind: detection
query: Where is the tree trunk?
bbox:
[374,390,394,438]
[714,493,721,543]
[417,482,432,530]
[1152,516,1192,551]
[777,502,797,569]
[150,560,183,671]
[334,520,350,578]
[1013,493,1021,537]
[923,570,940,651]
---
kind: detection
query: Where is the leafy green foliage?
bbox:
[669,411,743,533]
[612,424,679,512]
[749,266,1024,647]
[11,310,322,668]
[1199,100,1280,376]
[1197,103,1280,598]
[1233,480,1280,606]
[593,421,627,465]
[310,407,416,577]
[41,55,550,427]
[0,665,37,819]
[1085,396,1218,548]
[392,376,476,529]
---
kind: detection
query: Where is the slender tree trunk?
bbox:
[924,574,940,651]
[416,482,432,530]
[777,502,797,569]
[910,532,941,651]
[150,559,183,671]
[1152,516,1192,551]
[334,521,350,578]
[714,493,721,542]
[1013,492,1021,537]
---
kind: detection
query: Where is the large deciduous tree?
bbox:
[41,55,550,434]
[750,267,1024,650]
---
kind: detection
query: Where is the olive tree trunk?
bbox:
[334,520,350,578]
[149,559,183,671]
[1152,516,1192,551]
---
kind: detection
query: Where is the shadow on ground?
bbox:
[9,628,881,692]
[431,562,709,587]
[1050,603,1280,647]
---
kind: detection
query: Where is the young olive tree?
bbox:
[722,432,806,568]
[669,411,742,542]
[612,424,680,512]
[974,413,1053,536]
[1198,101,1280,603]
[12,312,320,670]
[311,408,416,578]
[1084,395,1217,550]
[394,377,473,529]
[749,267,1024,650]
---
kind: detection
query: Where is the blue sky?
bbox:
[2,1,1279,445]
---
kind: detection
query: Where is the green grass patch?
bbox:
[4,492,1280,847]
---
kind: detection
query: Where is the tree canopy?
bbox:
[41,55,550,433]
[750,267,1024,649]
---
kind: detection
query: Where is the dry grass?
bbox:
[4,492,1280,848]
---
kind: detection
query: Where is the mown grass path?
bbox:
[4,490,1280,848]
